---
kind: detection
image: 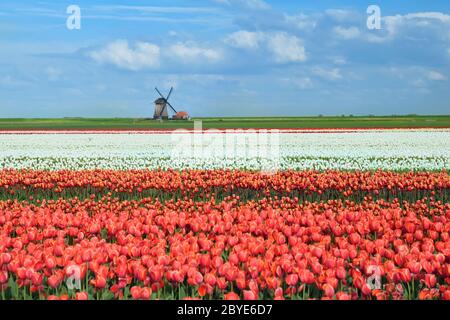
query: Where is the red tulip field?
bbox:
[1,169,450,300]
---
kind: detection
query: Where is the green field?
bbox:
[0,115,450,130]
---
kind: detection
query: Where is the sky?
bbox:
[0,0,449,117]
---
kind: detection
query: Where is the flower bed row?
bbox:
[1,191,450,300]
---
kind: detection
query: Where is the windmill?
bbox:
[153,87,189,120]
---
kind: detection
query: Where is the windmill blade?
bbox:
[155,87,165,99]
[167,101,177,114]
[166,87,173,101]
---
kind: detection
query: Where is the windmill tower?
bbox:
[154,97,169,119]
[153,87,189,120]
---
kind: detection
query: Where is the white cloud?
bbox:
[331,56,347,65]
[161,74,227,89]
[224,30,307,63]
[365,15,401,43]
[168,42,222,63]
[293,77,313,89]
[326,9,358,22]
[96,5,218,14]
[367,12,450,43]
[412,78,426,88]
[284,13,317,31]
[312,67,342,81]
[404,12,450,23]
[266,32,307,63]
[213,0,270,10]
[281,77,313,90]
[333,26,360,40]
[225,30,264,49]
[45,67,62,81]
[0,75,28,87]
[428,71,447,81]
[89,40,160,71]
[63,88,84,96]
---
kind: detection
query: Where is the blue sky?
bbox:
[0,0,449,117]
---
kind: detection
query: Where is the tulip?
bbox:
[361,284,372,296]
[198,284,208,297]
[336,292,351,300]
[0,253,12,265]
[286,274,298,287]
[424,274,437,288]
[141,287,152,300]
[47,275,61,289]
[45,257,57,270]
[76,292,89,300]
[323,284,335,299]
[336,267,346,280]
[243,290,257,300]
[92,275,107,290]
[204,273,216,287]
[187,272,203,286]
[398,269,411,283]
[130,286,142,299]
[443,291,450,300]
[224,292,240,300]
[274,287,284,300]
[216,277,227,290]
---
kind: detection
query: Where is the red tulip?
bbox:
[92,275,107,289]
[336,267,346,280]
[243,290,257,300]
[198,284,208,297]
[336,292,351,300]
[443,290,450,300]
[204,273,216,286]
[131,286,142,299]
[141,287,152,300]
[424,274,437,288]
[398,269,411,283]
[286,274,298,287]
[0,271,8,284]
[274,287,284,300]
[224,292,240,300]
[47,275,61,289]
[361,284,372,296]
[76,292,89,300]
[323,283,335,299]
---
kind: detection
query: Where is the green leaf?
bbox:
[179,286,186,300]
[123,286,130,300]
[8,276,17,299]
[101,291,115,300]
